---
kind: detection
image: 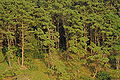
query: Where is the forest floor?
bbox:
[1,59,51,80]
[29,59,50,80]
[0,53,91,80]
[1,54,119,80]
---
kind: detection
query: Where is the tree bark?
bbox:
[7,28,12,68]
[21,22,24,67]
[116,58,119,69]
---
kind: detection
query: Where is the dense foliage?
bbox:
[0,0,120,80]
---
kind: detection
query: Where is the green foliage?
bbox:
[109,69,120,79]
[0,0,120,80]
[2,69,15,78]
[24,58,38,71]
[96,71,111,80]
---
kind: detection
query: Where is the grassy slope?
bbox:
[0,53,92,80]
[0,59,50,80]
[0,51,50,80]
[30,59,50,80]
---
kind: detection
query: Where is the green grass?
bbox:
[29,59,50,80]
[0,58,50,80]
[0,53,93,80]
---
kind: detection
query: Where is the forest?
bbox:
[0,0,120,80]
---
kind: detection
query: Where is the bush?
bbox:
[96,71,111,80]
[24,58,38,71]
[2,69,16,78]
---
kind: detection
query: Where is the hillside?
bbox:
[0,0,120,80]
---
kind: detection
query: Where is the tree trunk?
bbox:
[7,55,11,68]
[18,57,20,65]
[7,42,12,68]
[116,58,119,69]
[7,28,12,68]
[84,24,87,50]
[21,22,24,67]
[48,27,51,54]
[93,68,98,78]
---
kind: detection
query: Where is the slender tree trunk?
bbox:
[89,28,92,53]
[0,33,3,49]
[84,24,87,50]
[116,35,119,69]
[21,22,24,67]
[18,57,20,65]
[7,41,11,67]
[7,55,11,67]
[48,28,51,54]
[7,28,12,68]
[93,67,98,78]
[116,58,119,69]
[94,29,97,44]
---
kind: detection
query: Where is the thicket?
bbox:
[0,0,120,80]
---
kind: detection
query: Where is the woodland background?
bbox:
[0,0,120,80]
